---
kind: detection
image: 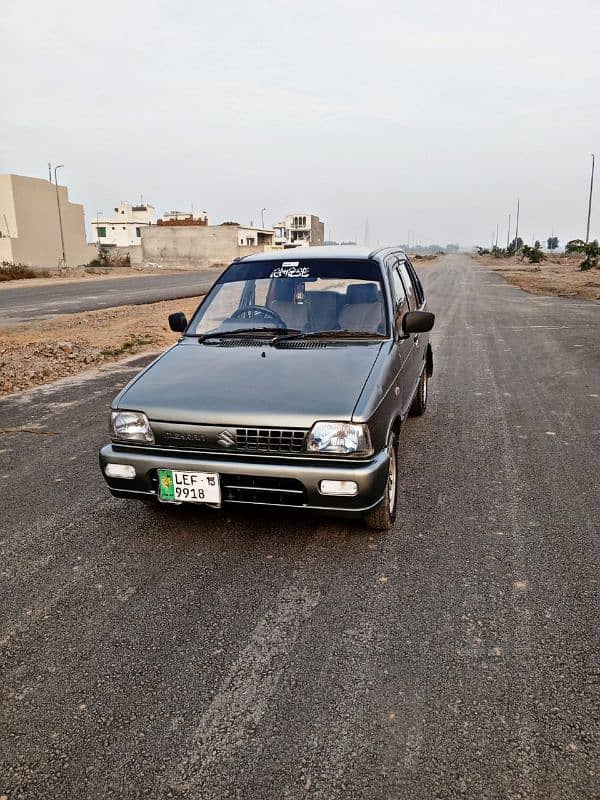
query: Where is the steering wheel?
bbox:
[230,305,286,326]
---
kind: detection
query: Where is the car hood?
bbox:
[117,340,383,428]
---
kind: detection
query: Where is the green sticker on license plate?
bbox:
[158,469,175,500]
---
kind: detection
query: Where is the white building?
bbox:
[236,226,274,247]
[273,213,325,248]
[93,201,156,247]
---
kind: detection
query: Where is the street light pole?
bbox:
[261,208,266,229]
[586,154,595,243]
[514,198,520,255]
[54,164,67,268]
[96,212,102,246]
[507,213,511,249]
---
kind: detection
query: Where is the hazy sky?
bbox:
[2,0,599,247]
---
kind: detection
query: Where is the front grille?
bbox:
[236,427,307,453]
[222,474,305,506]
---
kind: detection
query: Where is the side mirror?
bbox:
[168,312,188,333]
[402,310,435,335]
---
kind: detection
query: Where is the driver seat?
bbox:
[269,280,309,330]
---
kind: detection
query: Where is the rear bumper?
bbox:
[99,444,389,515]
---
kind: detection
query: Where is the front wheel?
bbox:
[363,433,398,531]
[409,369,428,416]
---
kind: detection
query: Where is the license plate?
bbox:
[157,469,221,505]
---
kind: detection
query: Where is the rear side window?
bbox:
[405,259,425,306]
[397,262,416,309]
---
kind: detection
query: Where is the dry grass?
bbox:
[0,262,50,281]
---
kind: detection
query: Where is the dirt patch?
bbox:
[480,255,600,302]
[0,296,203,396]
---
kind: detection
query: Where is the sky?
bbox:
[1,0,599,248]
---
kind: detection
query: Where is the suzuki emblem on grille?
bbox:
[217,430,236,448]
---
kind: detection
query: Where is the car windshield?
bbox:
[186,259,388,338]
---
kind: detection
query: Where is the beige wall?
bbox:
[0,174,96,269]
[141,225,268,268]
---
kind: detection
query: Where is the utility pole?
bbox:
[514,198,520,255]
[507,213,511,249]
[586,154,595,243]
[48,162,52,183]
[495,224,499,248]
[54,164,67,268]
[261,208,266,229]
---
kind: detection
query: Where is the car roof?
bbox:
[238,245,406,262]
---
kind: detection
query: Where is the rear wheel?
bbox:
[409,368,428,416]
[363,433,398,531]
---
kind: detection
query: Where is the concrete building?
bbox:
[140,223,274,268]
[93,201,156,247]
[273,213,325,248]
[0,173,96,269]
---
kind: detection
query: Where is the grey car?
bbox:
[99,246,434,529]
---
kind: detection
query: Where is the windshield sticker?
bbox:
[270,265,310,278]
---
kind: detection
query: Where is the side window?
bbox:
[405,259,425,306]
[390,266,409,321]
[398,262,416,309]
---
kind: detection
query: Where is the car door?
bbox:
[397,259,424,403]
[387,256,415,413]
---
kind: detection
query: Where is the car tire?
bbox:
[409,368,428,416]
[364,432,398,531]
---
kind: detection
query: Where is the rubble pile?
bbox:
[0,339,105,395]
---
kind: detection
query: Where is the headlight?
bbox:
[306,421,372,456]
[110,410,154,443]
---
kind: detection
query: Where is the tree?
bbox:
[547,236,559,250]
[566,239,586,253]
[507,236,524,255]
[580,240,599,271]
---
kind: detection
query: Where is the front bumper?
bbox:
[99,444,389,515]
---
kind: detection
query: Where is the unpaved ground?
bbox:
[0,295,203,396]
[482,255,600,301]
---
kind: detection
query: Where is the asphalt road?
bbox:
[1,255,598,799]
[0,271,221,325]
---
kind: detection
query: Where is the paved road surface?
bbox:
[0,270,221,325]
[1,255,598,799]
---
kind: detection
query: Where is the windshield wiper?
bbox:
[185,327,300,343]
[271,329,386,346]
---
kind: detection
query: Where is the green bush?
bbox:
[580,240,599,271]
[520,245,545,264]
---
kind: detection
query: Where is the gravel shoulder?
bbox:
[0,295,203,395]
